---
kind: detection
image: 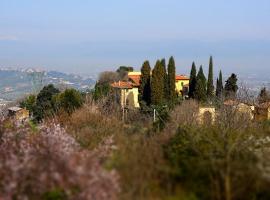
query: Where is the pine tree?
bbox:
[195,66,207,102]
[207,56,215,99]
[224,73,238,99]
[151,60,164,105]
[188,62,197,98]
[216,70,224,98]
[161,58,168,99]
[167,56,176,101]
[258,87,270,104]
[139,61,151,105]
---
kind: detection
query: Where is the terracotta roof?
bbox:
[176,75,189,81]
[128,75,141,86]
[111,81,133,89]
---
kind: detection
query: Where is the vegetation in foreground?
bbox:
[2,57,270,199]
[2,95,270,200]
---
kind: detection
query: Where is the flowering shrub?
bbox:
[0,121,119,200]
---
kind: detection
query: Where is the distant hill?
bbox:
[0,68,95,101]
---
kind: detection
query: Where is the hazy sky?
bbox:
[0,0,270,76]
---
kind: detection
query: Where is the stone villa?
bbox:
[111,71,189,108]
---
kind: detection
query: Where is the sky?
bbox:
[0,0,270,77]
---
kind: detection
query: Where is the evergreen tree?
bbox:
[161,58,168,98]
[35,84,60,122]
[216,70,224,99]
[207,56,215,98]
[167,56,176,101]
[188,62,197,98]
[54,88,83,115]
[216,78,219,97]
[195,79,207,102]
[151,60,165,105]
[195,66,207,102]
[258,87,270,104]
[224,73,238,99]
[139,61,151,105]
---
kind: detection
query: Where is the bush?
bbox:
[54,88,83,115]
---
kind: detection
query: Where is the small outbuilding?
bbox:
[8,106,30,122]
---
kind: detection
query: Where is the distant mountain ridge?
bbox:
[0,68,96,101]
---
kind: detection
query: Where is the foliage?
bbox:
[20,94,36,115]
[161,58,168,99]
[164,103,270,200]
[93,81,111,101]
[153,105,170,132]
[167,57,176,102]
[216,70,224,99]
[224,73,238,99]
[194,66,207,102]
[207,56,215,99]
[34,84,60,122]
[0,122,120,200]
[139,60,151,106]
[188,62,197,98]
[54,88,83,115]
[151,60,165,105]
[258,87,270,104]
[116,66,134,80]
[42,188,67,200]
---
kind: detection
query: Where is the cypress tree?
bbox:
[224,73,238,99]
[188,62,197,98]
[216,70,224,98]
[151,60,164,105]
[216,78,219,97]
[161,58,168,99]
[195,79,207,102]
[167,56,176,101]
[195,66,207,102]
[207,56,215,98]
[139,60,151,105]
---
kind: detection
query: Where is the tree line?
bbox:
[20,85,84,123]
[188,56,239,103]
[139,56,177,107]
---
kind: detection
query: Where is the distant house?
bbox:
[254,102,270,121]
[175,75,190,97]
[111,80,140,108]
[111,71,189,108]
[8,106,30,122]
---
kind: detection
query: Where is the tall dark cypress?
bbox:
[207,56,215,98]
[161,58,168,99]
[195,66,207,102]
[188,62,197,98]
[167,56,176,101]
[139,61,151,105]
[151,60,164,105]
[216,70,224,99]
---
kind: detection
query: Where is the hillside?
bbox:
[0,68,95,101]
